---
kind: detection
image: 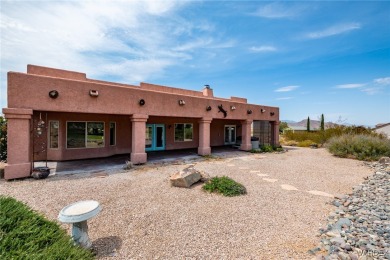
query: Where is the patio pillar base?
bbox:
[2,108,33,180]
[130,114,148,164]
[198,118,212,156]
[240,119,253,151]
[131,153,147,164]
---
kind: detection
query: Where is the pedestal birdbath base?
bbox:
[58,200,102,249]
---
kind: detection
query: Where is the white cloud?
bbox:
[249,45,277,53]
[335,83,365,89]
[361,87,381,95]
[305,23,360,39]
[0,0,235,109]
[374,77,390,85]
[276,97,293,100]
[275,85,299,92]
[253,3,303,19]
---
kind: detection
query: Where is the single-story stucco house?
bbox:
[2,65,280,180]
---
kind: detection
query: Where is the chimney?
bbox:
[202,84,213,97]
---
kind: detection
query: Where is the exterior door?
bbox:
[146,124,165,151]
[224,125,236,145]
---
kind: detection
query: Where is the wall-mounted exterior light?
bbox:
[49,90,59,99]
[178,100,185,106]
[89,90,99,97]
[230,106,236,111]
[261,109,266,113]
[247,109,252,114]
[206,106,212,111]
[139,99,145,106]
[270,112,275,116]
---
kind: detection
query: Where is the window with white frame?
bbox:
[174,123,193,142]
[67,122,104,149]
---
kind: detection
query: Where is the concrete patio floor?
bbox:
[34,146,248,176]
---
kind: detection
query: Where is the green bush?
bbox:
[250,145,283,153]
[327,134,390,161]
[0,116,6,161]
[203,176,247,197]
[0,196,94,260]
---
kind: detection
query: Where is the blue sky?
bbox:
[1,0,389,126]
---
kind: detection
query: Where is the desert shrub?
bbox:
[327,134,390,161]
[283,125,383,146]
[203,176,246,196]
[297,140,316,147]
[0,116,6,161]
[0,196,94,260]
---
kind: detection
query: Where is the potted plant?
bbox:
[251,136,260,149]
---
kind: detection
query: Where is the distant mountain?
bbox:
[281,119,337,129]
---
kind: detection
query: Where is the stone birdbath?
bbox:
[58,200,102,249]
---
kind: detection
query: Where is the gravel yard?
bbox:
[0,147,373,259]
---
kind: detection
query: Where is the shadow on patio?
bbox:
[34,146,250,176]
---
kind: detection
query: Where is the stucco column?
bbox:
[272,121,280,146]
[240,119,253,151]
[130,114,148,164]
[198,118,212,156]
[2,108,33,180]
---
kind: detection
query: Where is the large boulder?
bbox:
[170,166,201,188]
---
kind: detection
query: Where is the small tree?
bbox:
[320,114,325,131]
[0,116,7,161]
[307,116,310,132]
[279,121,289,133]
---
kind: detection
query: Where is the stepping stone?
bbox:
[227,164,235,167]
[281,184,299,191]
[257,174,269,177]
[263,178,278,183]
[250,170,260,173]
[307,190,334,198]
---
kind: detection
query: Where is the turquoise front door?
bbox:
[145,124,165,151]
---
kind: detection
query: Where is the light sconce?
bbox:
[270,112,275,116]
[168,125,172,129]
[230,106,236,111]
[178,100,186,106]
[89,90,99,97]
[36,113,45,136]
[139,99,145,106]
[49,90,59,99]
[261,109,266,113]
[247,109,252,114]
[206,106,212,111]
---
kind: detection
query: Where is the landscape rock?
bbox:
[170,166,202,188]
[378,156,390,165]
[311,161,390,259]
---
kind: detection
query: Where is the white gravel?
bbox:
[0,147,373,259]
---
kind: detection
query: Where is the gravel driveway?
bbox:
[0,147,372,259]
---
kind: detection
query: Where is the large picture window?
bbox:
[174,123,193,142]
[67,122,104,149]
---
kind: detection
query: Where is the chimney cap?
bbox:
[204,84,211,89]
